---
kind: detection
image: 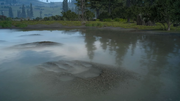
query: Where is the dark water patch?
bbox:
[19,34,41,37]
[10,41,62,49]
[35,60,138,95]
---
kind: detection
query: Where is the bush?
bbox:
[15,23,27,28]
[85,10,95,21]
[43,17,50,21]
[85,23,92,27]
[0,16,12,21]
[43,15,62,21]
[98,12,110,21]
[92,23,97,27]
[0,15,7,21]
[96,19,100,21]
[114,18,127,22]
[34,17,42,21]
[63,17,67,21]
[103,18,113,22]
[97,23,104,27]
[0,21,12,28]
[61,10,78,21]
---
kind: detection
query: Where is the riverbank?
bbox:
[0,21,180,33]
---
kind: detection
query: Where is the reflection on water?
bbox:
[0,29,180,101]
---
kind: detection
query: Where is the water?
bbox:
[0,29,180,101]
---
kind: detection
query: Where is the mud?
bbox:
[35,60,138,95]
[19,34,41,37]
[11,41,62,49]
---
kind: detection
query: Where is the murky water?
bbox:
[0,29,180,101]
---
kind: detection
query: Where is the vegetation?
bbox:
[0,19,180,32]
[0,21,12,28]
[75,0,180,31]
[61,10,78,21]
[0,0,180,31]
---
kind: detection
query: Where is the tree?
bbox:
[85,10,95,20]
[40,11,42,18]
[8,7,13,18]
[89,0,103,18]
[30,3,33,18]
[126,0,131,22]
[61,10,78,21]
[101,0,118,16]
[155,0,180,31]
[17,10,21,18]
[75,0,90,21]
[21,4,26,18]
[27,9,30,18]
[63,0,68,12]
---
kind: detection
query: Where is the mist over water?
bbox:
[0,29,180,101]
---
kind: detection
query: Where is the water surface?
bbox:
[0,29,180,101]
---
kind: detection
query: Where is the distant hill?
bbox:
[0,0,62,6]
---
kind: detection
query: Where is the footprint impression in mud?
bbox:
[35,60,138,95]
[10,41,62,49]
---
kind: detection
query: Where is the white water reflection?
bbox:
[0,29,180,101]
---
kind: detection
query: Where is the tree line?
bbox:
[16,3,33,19]
[4,0,180,31]
[75,0,180,31]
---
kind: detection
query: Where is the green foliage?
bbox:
[95,19,100,21]
[43,15,62,21]
[0,16,11,21]
[14,23,27,28]
[97,23,104,27]
[85,10,95,21]
[61,10,78,21]
[0,21,12,28]
[103,18,113,22]
[92,23,97,27]
[33,17,42,21]
[86,22,104,27]
[85,23,92,27]
[98,12,110,21]
[62,17,67,21]
[114,18,126,22]
[43,17,50,21]
[86,0,180,30]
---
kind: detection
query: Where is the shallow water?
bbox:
[0,29,180,101]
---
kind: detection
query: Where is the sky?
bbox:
[39,0,64,2]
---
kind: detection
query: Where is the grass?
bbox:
[11,21,82,26]
[85,21,180,31]
[0,21,12,28]
[1,20,180,32]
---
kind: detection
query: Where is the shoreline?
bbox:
[0,23,180,35]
